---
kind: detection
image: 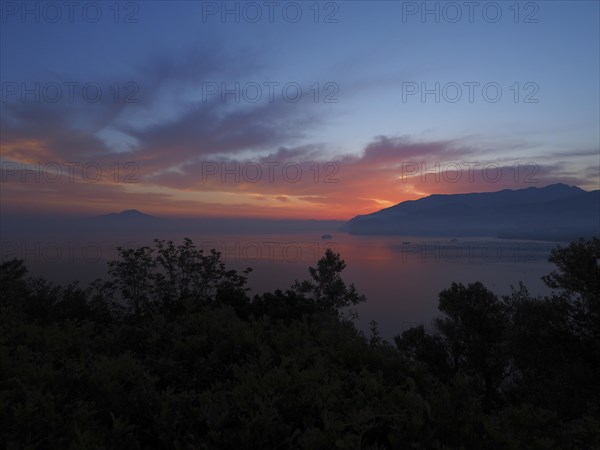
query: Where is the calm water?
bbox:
[1,231,559,339]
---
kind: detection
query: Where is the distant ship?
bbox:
[321,234,333,240]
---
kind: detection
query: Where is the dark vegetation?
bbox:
[1,237,599,449]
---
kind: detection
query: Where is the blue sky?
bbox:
[1,1,598,218]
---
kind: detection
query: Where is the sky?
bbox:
[1,0,599,220]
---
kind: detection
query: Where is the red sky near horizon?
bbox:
[1,133,596,220]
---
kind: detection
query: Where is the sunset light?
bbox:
[1,2,599,447]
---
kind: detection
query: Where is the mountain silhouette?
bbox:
[341,184,600,241]
[81,209,166,232]
[94,210,159,220]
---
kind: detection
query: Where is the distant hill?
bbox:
[93,210,160,221]
[78,209,166,232]
[341,184,600,241]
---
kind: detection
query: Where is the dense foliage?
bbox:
[1,238,599,449]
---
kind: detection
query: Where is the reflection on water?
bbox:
[1,231,559,339]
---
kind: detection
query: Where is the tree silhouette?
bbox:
[107,239,252,316]
[542,237,600,309]
[0,258,28,303]
[292,248,365,317]
[108,246,156,315]
[435,282,510,410]
[2,238,600,448]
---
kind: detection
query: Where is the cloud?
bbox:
[1,45,596,220]
[2,123,596,219]
[1,44,324,208]
[360,135,473,165]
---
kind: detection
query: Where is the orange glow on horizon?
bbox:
[2,137,596,220]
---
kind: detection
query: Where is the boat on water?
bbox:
[321,234,333,240]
